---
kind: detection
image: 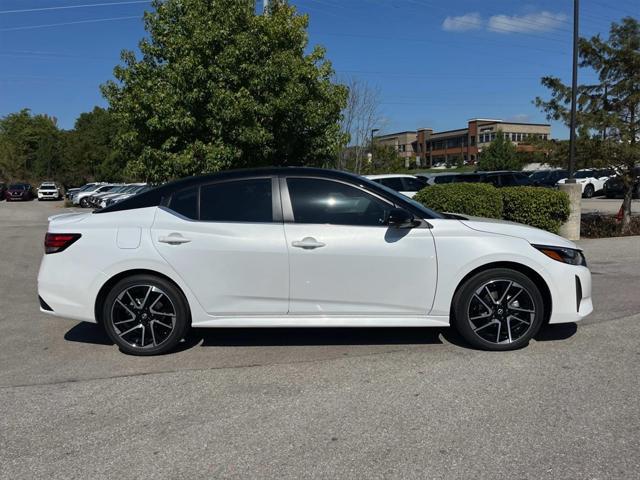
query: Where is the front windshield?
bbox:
[9,184,26,190]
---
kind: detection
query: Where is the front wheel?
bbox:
[80,197,89,208]
[452,268,545,351]
[583,184,595,198]
[102,274,191,355]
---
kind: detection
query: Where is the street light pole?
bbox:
[370,128,379,163]
[568,0,579,182]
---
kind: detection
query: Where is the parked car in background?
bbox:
[528,169,569,188]
[99,184,149,209]
[454,171,533,187]
[38,167,592,355]
[5,183,34,201]
[556,169,614,198]
[73,184,117,208]
[86,184,126,208]
[37,182,62,201]
[415,172,462,185]
[602,167,640,199]
[68,183,105,202]
[366,174,428,198]
[0,183,6,200]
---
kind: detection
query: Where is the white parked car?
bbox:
[74,184,118,208]
[366,174,428,198]
[37,182,61,201]
[38,168,593,355]
[556,169,614,198]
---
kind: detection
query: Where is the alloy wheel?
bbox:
[467,279,535,344]
[110,284,177,349]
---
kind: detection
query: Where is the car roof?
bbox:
[365,174,417,179]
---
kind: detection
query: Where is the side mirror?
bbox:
[387,208,417,228]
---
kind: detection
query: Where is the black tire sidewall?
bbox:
[102,274,190,356]
[452,268,545,351]
[583,185,594,198]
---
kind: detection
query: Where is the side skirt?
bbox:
[192,315,451,328]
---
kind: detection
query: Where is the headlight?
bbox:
[533,245,587,266]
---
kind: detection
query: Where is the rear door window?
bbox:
[200,178,273,223]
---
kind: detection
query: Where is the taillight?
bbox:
[44,233,81,254]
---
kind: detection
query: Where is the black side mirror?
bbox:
[387,208,417,228]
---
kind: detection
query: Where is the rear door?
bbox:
[282,176,437,315]
[151,177,289,316]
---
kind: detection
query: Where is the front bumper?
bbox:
[547,264,593,324]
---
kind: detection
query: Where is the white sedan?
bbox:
[38,168,592,355]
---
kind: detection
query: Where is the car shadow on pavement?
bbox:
[534,323,578,342]
[63,322,577,351]
[64,322,113,346]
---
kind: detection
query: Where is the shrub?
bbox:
[501,187,570,234]
[414,183,503,219]
[581,214,640,238]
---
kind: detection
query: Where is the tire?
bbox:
[633,185,640,200]
[583,184,595,198]
[101,274,191,355]
[80,197,89,208]
[452,268,545,351]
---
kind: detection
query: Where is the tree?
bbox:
[535,17,640,231]
[477,131,520,171]
[62,107,126,185]
[101,0,348,183]
[338,77,384,173]
[0,109,62,181]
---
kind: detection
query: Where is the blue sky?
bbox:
[0,0,637,138]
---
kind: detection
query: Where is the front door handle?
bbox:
[291,237,326,250]
[158,233,191,245]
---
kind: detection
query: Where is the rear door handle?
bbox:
[291,237,325,249]
[158,234,191,245]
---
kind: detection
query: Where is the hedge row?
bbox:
[414,183,570,233]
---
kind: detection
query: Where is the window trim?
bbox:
[281,175,420,228]
[165,176,281,224]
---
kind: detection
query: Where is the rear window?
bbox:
[168,187,198,219]
[200,179,272,222]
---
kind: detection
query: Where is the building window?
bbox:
[491,133,496,141]
[470,135,475,146]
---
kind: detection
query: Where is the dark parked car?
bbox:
[0,183,6,200]
[5,183,34,201]
[415,172,462,185]
[453,171,533,187]
[528,169,569,188]
[603,167,640,199]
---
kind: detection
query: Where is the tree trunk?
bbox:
[621,172,633,233]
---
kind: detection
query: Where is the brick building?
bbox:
[375,119,551,167]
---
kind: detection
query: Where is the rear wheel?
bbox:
[583,184,595,198]
[102,274,190,355]
[452,268,545,351]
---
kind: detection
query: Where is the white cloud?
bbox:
[487,11,568,34]
[442,12,483,32]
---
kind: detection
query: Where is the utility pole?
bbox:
[568,0,579,182]
[558,0,582,241]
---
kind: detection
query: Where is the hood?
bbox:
[458,215,578,250]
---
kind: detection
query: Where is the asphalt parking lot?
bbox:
[1,200,639,479]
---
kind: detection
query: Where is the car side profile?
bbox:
[38,168,593,355]
[557,169,614,198]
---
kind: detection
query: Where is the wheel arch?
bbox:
[451,261,552,324]
[94,268,191,325]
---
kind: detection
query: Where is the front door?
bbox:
[151,177,289,316]
[282,177,437,315]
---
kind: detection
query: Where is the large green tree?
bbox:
[62,106,126,185]
[102,0,348,182]
[536,17,640,230]
[477,131,520,171]
[0,109,62,181]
